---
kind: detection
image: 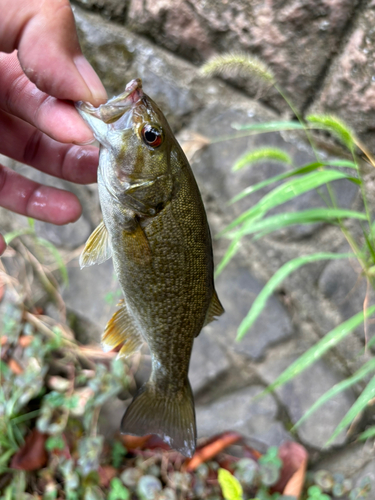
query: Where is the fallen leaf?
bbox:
[18,335,34,348]
[121,434,153,450]
[8,358,23,375]
[178,130,210,162]
[184,431,243,472]
[98,465,117,487]
[272,441,308,499]
[11,429,48,471]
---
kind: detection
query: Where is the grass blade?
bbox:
[307,114,355,150]
[325,159,357,169]
[229,161,358,205]
[233,147,292,171]
[221,169,360,235]
[215,237,242,278]
[228,208,367,239]
[326,374,375,445]
[261,305,375,395]
[237,252,352,340]
[293,358,375,429]
[4,228,35,244]
[230,160,357,205]
[358,426,375,441]
[36,237,69,286]
[231,121,305,132]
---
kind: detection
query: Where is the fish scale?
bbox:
[75,78,224,457]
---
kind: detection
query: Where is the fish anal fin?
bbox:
[121,380,196,458]
[200,290,225,332]
[80,221,112,269]
[102,302,143,358]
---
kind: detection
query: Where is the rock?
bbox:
[313,0,375,150]
[196,385,291,447]
[75,0,129,22]
[319,256,375,334]
[189,330,230,393]
[74,6,203,130]
[257,351,356,448]
[128,0,359,110]
[311,441,375,477]
[98,397,127,439]
[352,459,375,493]
[128,0,213,63]
[62,257,122,342]
[34,216,91,250]
[207,263,293,361]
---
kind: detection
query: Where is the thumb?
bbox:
[0,0,107,105]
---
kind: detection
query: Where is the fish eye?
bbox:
[141,125,163,148]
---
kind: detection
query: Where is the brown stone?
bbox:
[313,0,375,150]
[128,0,359,110]
[74,0,129,22]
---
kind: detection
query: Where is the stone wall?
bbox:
[1,0,375,483]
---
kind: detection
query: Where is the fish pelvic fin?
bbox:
[102,301,143,358]
[80,221,112,269]
[121,380,196,458]
[202,290,225,330]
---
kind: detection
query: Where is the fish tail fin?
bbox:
[121,380,196,458]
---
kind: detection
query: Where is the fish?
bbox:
[75,78,224,458]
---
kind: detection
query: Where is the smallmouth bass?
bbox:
[75,78,224,458]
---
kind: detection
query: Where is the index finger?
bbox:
[0,0,107,105]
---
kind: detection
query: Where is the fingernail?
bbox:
[74,55,107,106]
[73,137,97,146]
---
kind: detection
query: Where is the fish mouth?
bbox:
[75,78,144,124]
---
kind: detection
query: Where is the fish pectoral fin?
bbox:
[121,380,196,458]
[123,223,152,266]
[79,221,112,269]
[102,302,144,358]
[201,290,225,331]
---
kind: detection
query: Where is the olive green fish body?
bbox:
[76,79,223,457]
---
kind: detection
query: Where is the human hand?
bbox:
[0,0,108,255]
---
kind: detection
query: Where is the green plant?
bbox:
[218,468,243,500]
[201,52,375,443]
[306,485,330,500]
[108,478,129,500]
[5,217,68,286]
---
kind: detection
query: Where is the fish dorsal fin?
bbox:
[201,290,225,332]
[79,221,112,269]
[102,301,144,358]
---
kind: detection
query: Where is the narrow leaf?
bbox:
[233,147,292,171]
[228,208,367,240]
[237,252,352,340]
[36,237,69,286]
[229,161,357,204]
[325,159,357,169]
[307,114,355,150]
[215,238,242,278]
[27,218,35,229]
[221,170,359,235]
[262,306,375,395]
[4,228,35,244]
[293,358,375,429]
[326,374,375,445]
[358,426,375,441]
[231,121,305,132]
